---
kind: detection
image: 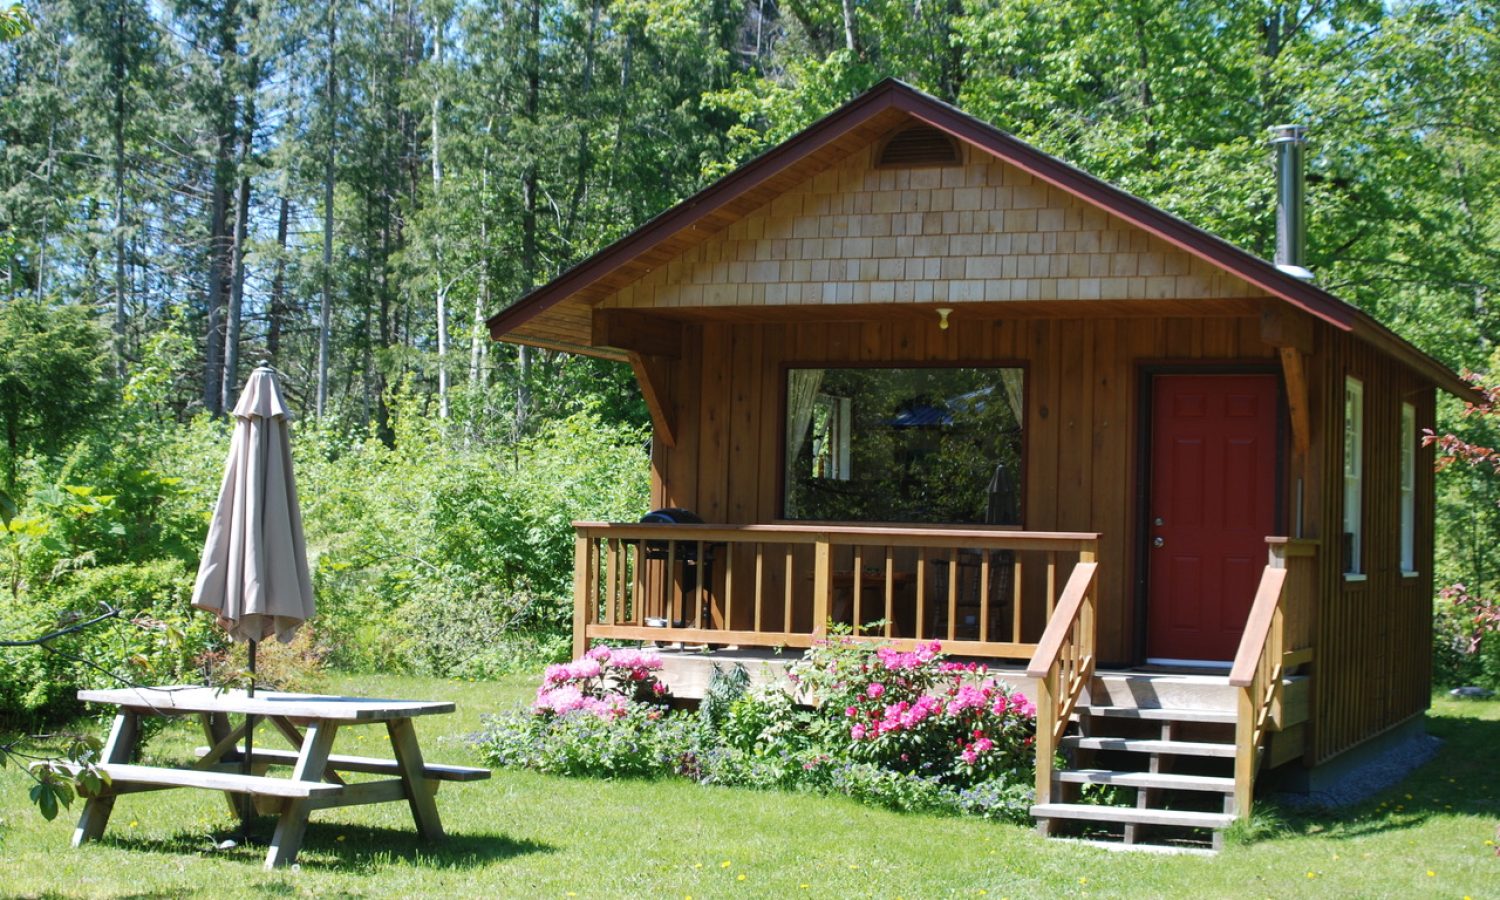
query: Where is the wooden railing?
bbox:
[1228,538,1318,818]
[571,522,1100,661]
[1024,559,1099,807]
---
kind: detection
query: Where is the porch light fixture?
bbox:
[936,307,953,330]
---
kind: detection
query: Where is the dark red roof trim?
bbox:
[487,79,1465,395]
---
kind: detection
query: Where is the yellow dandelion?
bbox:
[1426,870,1435,877]
[800,885,809,890]
[129,820,139,828]
[849,864,859,870]
[336,835,346,842]
[1078,878,1087,886]
[737,874,746,882]
[1306,872,1317,879]
[692,863,703,869]
[721,861,732,869]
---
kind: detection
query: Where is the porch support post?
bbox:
[1035,660,1057,811]
[1234,685,1255,819]
[572,531,591,660]
[812,533,831,640]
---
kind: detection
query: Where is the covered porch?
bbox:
[570,522,1098,662]
[570,520,1318,845]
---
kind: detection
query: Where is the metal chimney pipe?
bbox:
[1269,124,1312,280]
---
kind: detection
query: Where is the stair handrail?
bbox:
[1025,558,1099,806]
[1227,564,1289,819]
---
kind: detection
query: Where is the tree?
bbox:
[1429,369,1500,660]
[0,298,111,491]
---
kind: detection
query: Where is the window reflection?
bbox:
[784,366,1024,525]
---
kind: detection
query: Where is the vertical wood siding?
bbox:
[1309,326,1436,762]
[651,314,1282,663]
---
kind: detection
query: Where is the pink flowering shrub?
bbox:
[532,645,668,719]
[790,634,1036,788]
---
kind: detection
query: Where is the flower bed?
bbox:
[476,635,1038,822]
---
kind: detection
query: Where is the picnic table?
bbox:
[62,686,490,869]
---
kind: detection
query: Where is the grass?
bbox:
[1,675,1495,898]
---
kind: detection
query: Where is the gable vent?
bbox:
[877,125,961,168]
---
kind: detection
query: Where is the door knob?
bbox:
[1152,536,1165,549]
[1153,517,1165,527]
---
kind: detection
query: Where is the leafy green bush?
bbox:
[477,637,1039,822]
[297,408,649,674]
[1433,595,1500,690]
[0,559,217,720]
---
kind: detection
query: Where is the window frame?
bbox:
[777,359,1030,526]
[1343,377,1365,578]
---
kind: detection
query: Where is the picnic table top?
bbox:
[77,686,456,721]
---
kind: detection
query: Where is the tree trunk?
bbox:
[266,193,289,362]
[223,0,261,410]
[201,0,240,417]
[202,170,230,416]
[840,0,860,55]
[517,0,541,436]
[469,156,490,390]
[317,8,337,418]
[560,0,600,249]
[112,1,128,377]
[431,6,449,420]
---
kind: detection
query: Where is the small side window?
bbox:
[1343,377,1364,576]
[1400,401,1416,574]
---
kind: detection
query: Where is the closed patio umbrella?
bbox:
[191,365,314,832]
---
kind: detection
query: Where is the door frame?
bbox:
[1130,363,1288,666]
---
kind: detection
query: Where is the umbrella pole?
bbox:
[240,639,257,839]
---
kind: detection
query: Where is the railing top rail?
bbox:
[1228,566,1290,687]
[572,521,1100,550]
[1024,561,1099,679]
[1265,536,1319,557]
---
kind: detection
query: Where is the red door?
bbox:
[1146,374,1279,663]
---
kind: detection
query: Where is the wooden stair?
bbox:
[1032,690,1243,851]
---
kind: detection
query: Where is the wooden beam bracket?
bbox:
[628,352,677,448]
[593,310,683,359]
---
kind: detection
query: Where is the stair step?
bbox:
[1063,736,1237,758]
[1056,768,1235,793]
[1031,803,1237,830]
[1085,706,1236,724]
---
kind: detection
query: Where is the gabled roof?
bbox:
[487,79,1465,395]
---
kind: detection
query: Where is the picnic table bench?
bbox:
[64,686,490,869]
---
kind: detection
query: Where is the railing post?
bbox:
[1234,685,1255,818]
[812,534,831,640]
[1035,661,1057,808]
[572,532,592,660]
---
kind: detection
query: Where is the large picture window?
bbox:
[783,366,1024,525]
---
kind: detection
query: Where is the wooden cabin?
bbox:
[487,80,1466,848]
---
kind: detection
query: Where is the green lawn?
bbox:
[1,675,1494,898]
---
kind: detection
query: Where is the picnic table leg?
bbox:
[198,712,248,821]
[387,717,444,843]
[72,711,139,847]
[264,721,338,870]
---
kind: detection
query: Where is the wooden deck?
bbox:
[572,525,1317,850]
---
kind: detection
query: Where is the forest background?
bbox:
[2,0,1499,720]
